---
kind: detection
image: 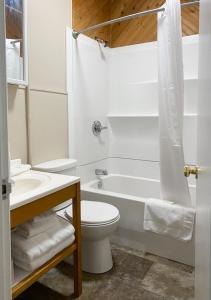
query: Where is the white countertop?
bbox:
[10,170,80,210]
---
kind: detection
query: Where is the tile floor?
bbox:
[16,244,194,300]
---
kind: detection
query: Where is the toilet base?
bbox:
[82,237,113,274]
[65,238,113,273]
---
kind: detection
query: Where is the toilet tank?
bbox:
[33,159,77,176]
[33,159,78,212]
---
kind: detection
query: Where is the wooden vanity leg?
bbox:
[73,182,82,297]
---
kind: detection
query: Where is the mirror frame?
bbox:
[7,0,28,86]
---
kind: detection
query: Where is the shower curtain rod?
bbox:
[72,0,199,39]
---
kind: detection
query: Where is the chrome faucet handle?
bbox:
[92,121,108,136]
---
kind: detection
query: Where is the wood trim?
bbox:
[12,243,77,299]
[73,182,82,297]
[11,185,77,228]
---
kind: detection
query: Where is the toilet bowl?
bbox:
[33,159,120,274]
[61,200,120,273]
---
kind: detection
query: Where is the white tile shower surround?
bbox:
[67,32,198,265]
[68,32,109,166]
[68,33,198,168]
[108,35,198,165]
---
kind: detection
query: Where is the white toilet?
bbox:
[33,159,120,274]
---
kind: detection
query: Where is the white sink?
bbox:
[10,170,80,210]
[12,173,51,196]
[11,173,51,197]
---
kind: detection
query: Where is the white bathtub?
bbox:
[82,174,195,266]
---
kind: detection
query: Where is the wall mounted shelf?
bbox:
[107,114,198,118]
[128,77,198,86]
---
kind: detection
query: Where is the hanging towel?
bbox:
[144,198,195,241]
[16,213,59,238]
[13,234,75,272]
[157,0,191,206]
[12,217,75,262]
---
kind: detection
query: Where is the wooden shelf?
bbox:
[11,182,82,299]
[12,243,77,299]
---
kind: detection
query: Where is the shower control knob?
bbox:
[92,121,108,136]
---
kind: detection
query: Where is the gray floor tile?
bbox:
[144,253,194,274]
[141,290,166,300]
[120,252,153,280]
[112,243,194,274]
[39,266,74,296]
[142,262,194,300]
[16,244,194,300]
[112,248,153,280]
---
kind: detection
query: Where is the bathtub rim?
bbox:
[81,173,196,205]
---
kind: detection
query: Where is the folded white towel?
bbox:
[16,214,59,238]
[13,234,75,272]
[27,210,55,225]
[12,218,75,262]
[144,198,195,241]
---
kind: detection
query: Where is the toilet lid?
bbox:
[33,159,77,173]
[66,200,120,225]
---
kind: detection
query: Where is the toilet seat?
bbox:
[65,200,120,226]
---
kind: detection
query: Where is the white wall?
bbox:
[7,0,71,166]
[69,34,109,168]
[28,0,70,93]
[108,35,198,165]
[69,34,198,184]
[27,0,70,165]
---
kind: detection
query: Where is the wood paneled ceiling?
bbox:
[72,0,111,43]
[72,0,199,48]
[6,0,23,39]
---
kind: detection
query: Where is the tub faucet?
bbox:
[95,169,107,189]
[95,169,108,176]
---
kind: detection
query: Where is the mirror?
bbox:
[5,0,28,85]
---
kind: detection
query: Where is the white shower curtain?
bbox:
[157,0,191,206]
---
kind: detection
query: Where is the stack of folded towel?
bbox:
[12,210,75,272]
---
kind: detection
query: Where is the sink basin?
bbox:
[11,172,51,197]
[10,169,79,210]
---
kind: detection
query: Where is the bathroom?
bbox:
[0,0,211,299]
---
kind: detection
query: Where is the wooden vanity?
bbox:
[10,181,82,299]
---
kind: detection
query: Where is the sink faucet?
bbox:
[95,169,108,176]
